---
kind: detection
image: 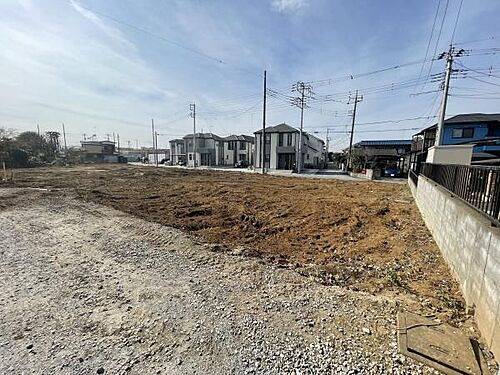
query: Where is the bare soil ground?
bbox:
[5,164,466,323]
[0,188,438,374]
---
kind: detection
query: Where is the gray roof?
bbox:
[224,135,254,143]
[182,133,224,141]
[254,123,298,134]
[81,140,115,145]
[355,140,412,147]
[169,138,184,144]
[417,113,500,135]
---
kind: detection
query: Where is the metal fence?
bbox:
[409,169,419,186]
[420,163,500,226]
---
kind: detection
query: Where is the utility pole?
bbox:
[151,118,156,165]
[190,103,196,168]
[136,139,139,149]
[62,123,67,153]
[291,81,314,174]
[436,45,465,145]
[117,134,120,153]
[346,90,363,171]
[326,128,330,161]
[37,124,40,136]
[262,70,267,174]
[155,131,159,167]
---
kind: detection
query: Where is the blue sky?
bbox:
[1,0,499,150]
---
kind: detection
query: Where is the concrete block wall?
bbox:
[409,176,500,358]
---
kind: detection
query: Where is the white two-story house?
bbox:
[254,123,325,170]
[183,133,224,167]
[222,135,254,166]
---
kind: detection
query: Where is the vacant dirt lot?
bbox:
[0,188,442,374]
[6,165,464,319]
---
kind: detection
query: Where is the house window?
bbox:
[287,133,293,146]
[452,127,474,138]
[198,138,205,148]
[265,134,271,144]
[264,154,270,162]
[239,154,246,161]
[488,123,500,137]
[278,133,284,147]
[306,154,309,160]
[189,154,192,160]
[228,142,234,150]
[240,141,245,150]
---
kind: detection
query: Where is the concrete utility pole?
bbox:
[151,118,156,165]
[62,123,67,153]
[190,103,196,168]
[155,131,159,167]
[37,124,40,136]
[436,45,465,146]
[117,134,120,153]
[262,70,267,174]
[291,81,314,174]
[346,90,363,171]
[326,128,330,158]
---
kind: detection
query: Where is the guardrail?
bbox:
[420,163,500,226]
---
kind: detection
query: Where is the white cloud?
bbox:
[271,0,307,13]
[68,0,135,50]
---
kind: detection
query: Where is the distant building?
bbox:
[183,133,224,167]
[147,149,170,164]
[409,113,500,169]
[222,135,254,166]
[348,140,412,173]
[169,139,186,165]
[80,140,118,163]
[254,123,325,170]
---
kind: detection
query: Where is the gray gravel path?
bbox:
[0,188,436,374]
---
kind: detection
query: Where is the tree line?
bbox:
[0,128,63,168]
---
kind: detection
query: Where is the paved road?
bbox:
[0,188,431,374]
[130,163,409,183]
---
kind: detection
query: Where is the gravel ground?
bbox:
[0,188,473,374]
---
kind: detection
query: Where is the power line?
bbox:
[414,0,442,94]
[64,0,226,64]
[467,76,500,87]
[422,0,450,91]
[309,127,422,134]
[306,115,438,130]
[450,0,464,44]
[455,61,500,79]
[455,35,500,45]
